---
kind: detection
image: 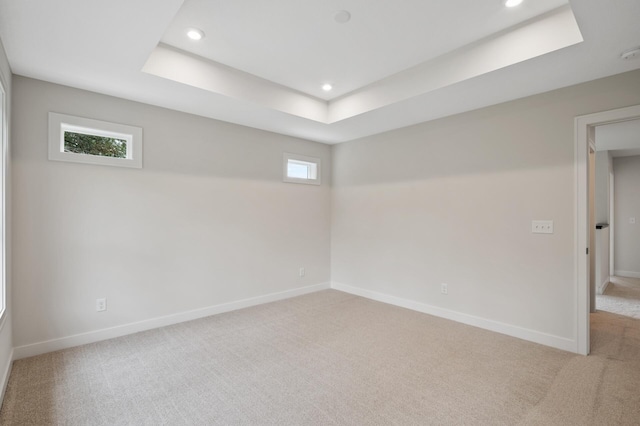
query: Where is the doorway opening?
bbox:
[575,104,640,355]
[592,119,640,319]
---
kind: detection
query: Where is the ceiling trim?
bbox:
[143,44,328,123]
[143,6,582,125]
[328,5,582,123]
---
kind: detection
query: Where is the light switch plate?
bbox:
[96,298,107,312]
[532,220,554,234]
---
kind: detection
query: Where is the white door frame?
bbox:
[575,104,640,355]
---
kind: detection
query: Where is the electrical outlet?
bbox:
[299,267,305,277]
[532,220,554,234]
[441,283,448,295]
[96,298,107,312]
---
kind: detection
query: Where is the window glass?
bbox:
[287,160,317,179]
[48,112,142,168]
[283,153,321,185]
[64,130,127,158]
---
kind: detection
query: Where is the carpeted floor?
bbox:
[596,276,640,319]
[1,290,639,425]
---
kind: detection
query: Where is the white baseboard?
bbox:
[0,348,13,407]
[13,282,331,360]
[597,278,610,295]
[614,270,640,279]
[331,281,577,353]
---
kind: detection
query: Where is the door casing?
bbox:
[575,104,640,355]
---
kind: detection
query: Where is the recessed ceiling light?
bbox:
[322,83,333,92]
[620,47,640,60]
[504,0,523,7]
[334,10,351,24]
[186,28,205,41]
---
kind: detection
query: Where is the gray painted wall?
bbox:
[6,65,640,358]
[594,151,612,293]
[595,151,612,225]
[331,70,640,344]
[614,155,640,277]
[11,76,331,349]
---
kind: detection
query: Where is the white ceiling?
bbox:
[161,0,567,99]
[1,0,640,144]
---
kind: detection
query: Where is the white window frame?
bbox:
[0,78,6,322]
[48,112,142,168]
[283,152,321,185]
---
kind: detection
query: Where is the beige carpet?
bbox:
[596,276,640,319]
[1,290,639,425]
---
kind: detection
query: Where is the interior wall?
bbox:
[0,37,12,400]
[11,76,331,351]
[595,151,611,224]
[594,150,612,295]
[613,155,640,277]
[331,70,640,349]
[589,146,596,313]
[609,156,615,275]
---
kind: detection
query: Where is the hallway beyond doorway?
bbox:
[596,276,640,319]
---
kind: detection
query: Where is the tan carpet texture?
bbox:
[1,290,639,425]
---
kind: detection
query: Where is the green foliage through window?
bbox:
[64,131,127,158]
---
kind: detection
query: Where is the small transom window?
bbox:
[283,153,321,185]
[49,112,142,168]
